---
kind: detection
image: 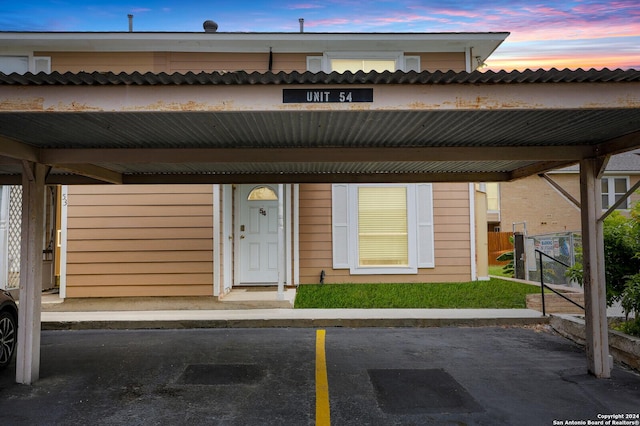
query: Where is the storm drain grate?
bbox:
[179,364,265,385]
[368,369,483,415]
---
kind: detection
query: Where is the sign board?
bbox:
[283,89,373,103]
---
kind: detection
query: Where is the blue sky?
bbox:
[2,1,639,71]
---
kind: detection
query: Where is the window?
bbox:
[0,55,50,74]
[332,183,434,274]
[330,59,396,73]
[0,56,28,74]
[247,186,278,201]
[307,52,419,73]
[601,177,628,209]
[358,186,408,266]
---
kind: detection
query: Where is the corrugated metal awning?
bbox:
[0,68,639,184]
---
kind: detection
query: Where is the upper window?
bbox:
[307,52,419,73]
[330,59,396,73]
[0,56,28,74]
[0,55,50,74]
[601,177,629,209]
[332,183,434,274]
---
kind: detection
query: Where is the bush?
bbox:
[564,207,640,305]
[620,273,640,336]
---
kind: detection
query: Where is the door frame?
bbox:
[232,184,292,288]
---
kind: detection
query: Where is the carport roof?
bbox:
[0,68,639,185]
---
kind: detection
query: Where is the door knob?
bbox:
[240,235,245,239]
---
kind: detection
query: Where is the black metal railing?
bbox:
[535,249,585,316]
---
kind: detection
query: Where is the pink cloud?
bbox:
[288,3,324,10]
[487,53,639,71]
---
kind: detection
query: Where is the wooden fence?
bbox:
[488,231,513,265]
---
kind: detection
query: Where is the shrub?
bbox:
[564,207,640,305]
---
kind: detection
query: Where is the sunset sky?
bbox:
[1,1,639,71]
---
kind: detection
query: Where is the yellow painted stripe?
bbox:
[316,329,331,425]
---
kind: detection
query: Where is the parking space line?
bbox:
[316,329,331,425]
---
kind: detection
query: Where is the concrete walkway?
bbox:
[37,289,548,330]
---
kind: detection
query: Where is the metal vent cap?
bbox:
[203,20,218,33]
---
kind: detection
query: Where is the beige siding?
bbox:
[43,51,467,74]
[167,52,308,73]
[410,52,466,72]
[66,184,213,298]
[297,183,471,285]
[40,51,160,73]
[42,51,312,74]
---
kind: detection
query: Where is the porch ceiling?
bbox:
[0,68,639,185]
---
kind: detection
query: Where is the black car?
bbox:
[0,290,18,369]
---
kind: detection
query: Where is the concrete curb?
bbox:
[550,314,640,371]
[41,316,549,330]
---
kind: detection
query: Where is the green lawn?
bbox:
[488,265,511,277]
[294,278,540,309]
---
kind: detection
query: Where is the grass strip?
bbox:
[294,278,540,309]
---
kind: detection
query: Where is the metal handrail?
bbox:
[535,249,585,316]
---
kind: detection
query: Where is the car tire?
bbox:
[0,311,17,369]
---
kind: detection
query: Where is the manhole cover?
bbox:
[368,369,483,414]
[179,364,265,385]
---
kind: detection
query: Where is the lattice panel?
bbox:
[7,185,22,289]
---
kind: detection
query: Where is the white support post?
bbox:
[579,158,611,378]
[212,184,220,297]
[16,162,47,385]
[277,184,285,300]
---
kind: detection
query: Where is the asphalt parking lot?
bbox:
[1,326,639,425]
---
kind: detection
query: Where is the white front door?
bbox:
[236,185,279,284]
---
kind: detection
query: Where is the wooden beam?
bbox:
[53,164,123,184]
[580,158,611,378]
[39,145,596,164]
[509,160,578,181]
[16,162,47,384]
[0,136,39,163]
[539,173,581,208]
[594,130,640,157]
[121,171,512,185]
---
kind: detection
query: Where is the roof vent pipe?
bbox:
[299,18,304,33]
[128,14,133,32]
[203,20,219,33]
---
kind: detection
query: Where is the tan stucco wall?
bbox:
[298,183,472,284]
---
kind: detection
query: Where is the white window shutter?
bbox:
[416,183,434,267]
[404,56,420,72]
[332,184,350,269]
[34,57,51,73]
[306,56,323,73]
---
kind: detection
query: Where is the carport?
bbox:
[1,68,639,384]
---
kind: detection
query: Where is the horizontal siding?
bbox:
[411,52,466,72]
[66,184,213,298]
[42,51,159,73]
[67,285,209,298]
[67,250,213,263]
[43,51,466,74]
[44,51,312,74]
[297,183,471,285]
[168,52,309,73]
